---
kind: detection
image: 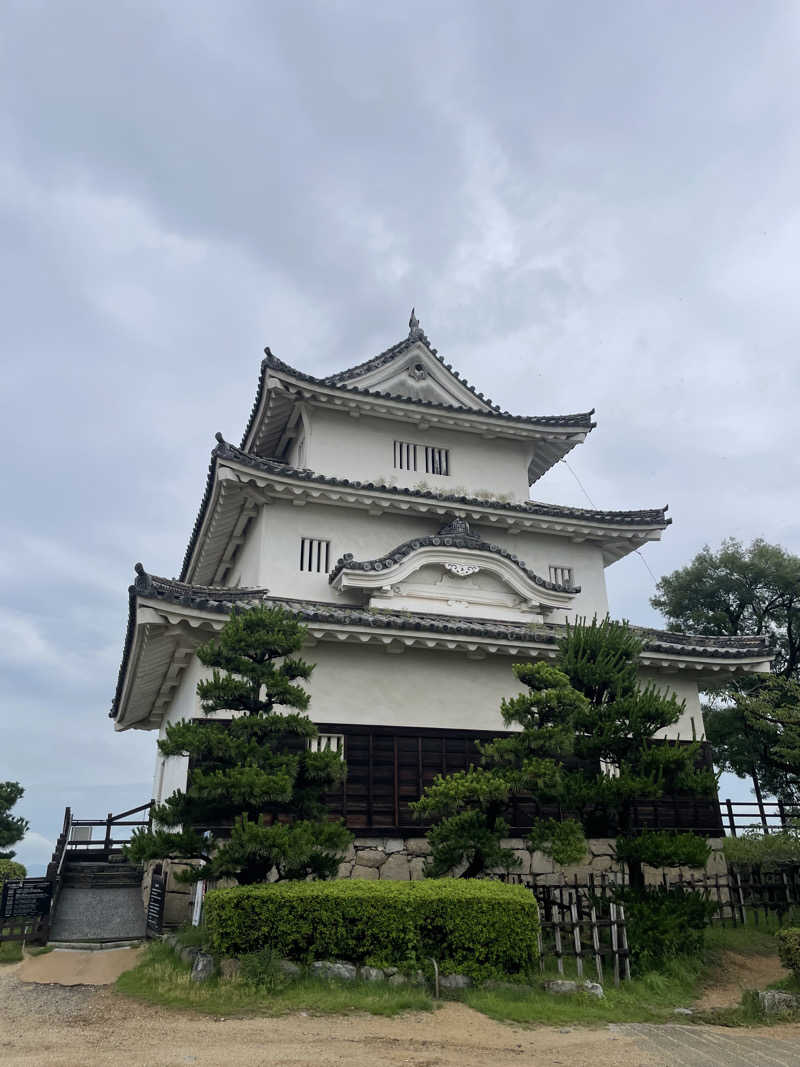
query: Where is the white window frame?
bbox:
[300,537,331,574]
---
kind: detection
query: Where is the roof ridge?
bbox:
[260,349,595,425]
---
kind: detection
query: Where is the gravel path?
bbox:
[0,964,103,1024]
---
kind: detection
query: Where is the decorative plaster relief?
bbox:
[444,562,481,578]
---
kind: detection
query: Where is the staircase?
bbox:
[49,860,147,943]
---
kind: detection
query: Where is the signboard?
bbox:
[146,873,166,934]
[0,878,52,920]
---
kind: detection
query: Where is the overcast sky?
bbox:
[2,2,798,873]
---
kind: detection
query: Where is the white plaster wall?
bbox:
[304,407,534,500]
[304,642,522,732]
[227,507,264,587]
[229,500,610,621]
[156,656,208,802]
[639,670,705,741]
[150,641,706,796]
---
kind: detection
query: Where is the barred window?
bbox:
[394,440,449,476]
[424,446,449,476]
[300,537,331,573]
[549,565,574,587]
[308,733,345,757]
[393,440,418,471]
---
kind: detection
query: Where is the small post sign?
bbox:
[191,880,206,926]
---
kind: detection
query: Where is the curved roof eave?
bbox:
[241,349,596,453]
[179,437,671,584]
[110,571,773,726]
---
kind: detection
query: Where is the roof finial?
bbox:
[408,307,423,340]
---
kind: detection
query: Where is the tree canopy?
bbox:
[127,605,351,883]
[652,538,800,802]
[0,781,28,861]
[651,538,800,680]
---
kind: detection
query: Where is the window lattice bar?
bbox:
[548,565,574,587]
[300,537,331,573]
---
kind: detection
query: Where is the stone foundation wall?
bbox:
[145,836,729,927]
[336,835,728,885]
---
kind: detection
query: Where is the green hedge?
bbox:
[204,878,540,981]
[777,927,800,980]
[0,859,26,884]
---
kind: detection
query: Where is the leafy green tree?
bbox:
[651,538,800,800]
[710,677,800,806]
[127,606,352,884]
[0,782,28,860]
[650,538,800,679]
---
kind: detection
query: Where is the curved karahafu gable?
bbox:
[328,518,580,621]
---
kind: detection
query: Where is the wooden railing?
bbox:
[720,798,799,837]
[63,802,153,860]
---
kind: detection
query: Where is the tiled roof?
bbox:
[240,347,595,449]
[328,517,581,593]
[111,568,772,718]
[180,437,670,582]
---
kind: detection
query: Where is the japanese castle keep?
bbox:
[112,311,770,879]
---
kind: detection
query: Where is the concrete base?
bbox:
[50,887,147,942]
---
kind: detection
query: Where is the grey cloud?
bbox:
[2,1,798,866]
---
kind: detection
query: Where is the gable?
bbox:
[340,341,492,412]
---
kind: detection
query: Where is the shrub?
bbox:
[614,885,716,970]
[723,824,800,870]
[616,830,711,871]
[204,878,539,981]
[776,927,800,980]
[0,859,26,884]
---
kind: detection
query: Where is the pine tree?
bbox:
[413,619,714,888]
[127,606,352,884]
[411,662,589,877]
[558,617,715,889]
[0,782,28,860]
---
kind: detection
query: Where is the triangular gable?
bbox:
[323,311,495,413]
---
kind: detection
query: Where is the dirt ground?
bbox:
[3,950,800,1067]
[0,982,663,1067]
[17,947,143,986]
[695,950,790,1010]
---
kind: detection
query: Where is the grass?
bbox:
[0,940,23,964]
[466,915,800,1028]
[466,957,705,1026]
[116,942,434,1017]
[114,915,799,1028]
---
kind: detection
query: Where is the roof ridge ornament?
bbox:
[133,562,154,596]
[437,517,479,541]
[408,307,430,346]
